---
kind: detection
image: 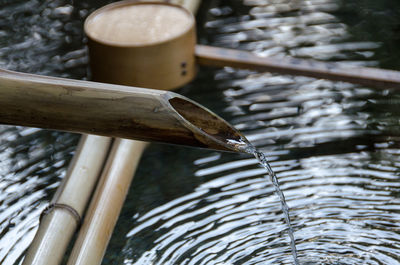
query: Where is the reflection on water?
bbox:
[107,0,400,264]
[0,127,78,264]
[0,0,400,264]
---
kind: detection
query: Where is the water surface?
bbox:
[106,1,400,264]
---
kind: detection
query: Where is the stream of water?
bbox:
[228,137,300,264]
[249,146,299,265]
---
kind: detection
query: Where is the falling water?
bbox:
[237,141,299,265]
[254,150,299,265]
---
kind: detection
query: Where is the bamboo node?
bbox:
[40,203,81,225]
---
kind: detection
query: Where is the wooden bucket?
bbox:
[84,1,196,90]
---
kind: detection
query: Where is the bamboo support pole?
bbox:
[66,1,202,265]
[22,135,112,265]
[195,45,400,90]
[66,139,146,265]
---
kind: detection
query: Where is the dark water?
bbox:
[1,0,400,264]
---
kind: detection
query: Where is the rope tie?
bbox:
[40,203,81,225]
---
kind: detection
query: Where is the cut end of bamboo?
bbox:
[168,96,250,152]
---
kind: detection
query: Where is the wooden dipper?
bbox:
[84,1,196,90]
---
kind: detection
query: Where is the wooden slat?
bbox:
[196,44,400,90]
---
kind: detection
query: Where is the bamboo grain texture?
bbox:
[0,68,245,152]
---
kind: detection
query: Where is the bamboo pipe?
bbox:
[195,45,400,90]
[0,68,248,152]
[22,135,112,265]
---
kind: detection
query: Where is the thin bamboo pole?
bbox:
[22,135,112,265]
[66,139,146,265]
[66,1,202,265]
[196,45,400,90]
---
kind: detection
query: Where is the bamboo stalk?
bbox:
[22,135,112,265]
[196,45,400,90]
[0,68,247,152]
[66,139,146,265]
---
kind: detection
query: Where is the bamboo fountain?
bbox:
[8,1,400,264]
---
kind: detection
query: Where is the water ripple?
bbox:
[114,0,400,264]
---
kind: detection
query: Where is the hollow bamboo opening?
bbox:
[169,97,249,151]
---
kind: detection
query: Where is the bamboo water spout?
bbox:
[0,68,247,152]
